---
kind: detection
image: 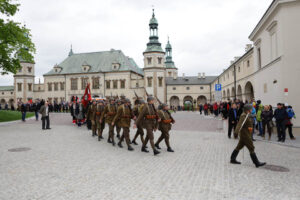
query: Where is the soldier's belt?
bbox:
[146,115,156,119]
[107,112,116,116]
[162,119,172,124]
[96,112,101,115]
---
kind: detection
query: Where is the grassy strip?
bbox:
[0,110,35,122]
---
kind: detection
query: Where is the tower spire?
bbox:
[165,37,176,69]
[144,9,164,54]
[68,44,74,56]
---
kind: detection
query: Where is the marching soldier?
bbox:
[96,100,105,141]
[101,98,117,146]
[87,99,97,136]
[132,99,145,145]
[115,100,122,139]
[112,98,134,151]
[135,96,160,155]
[230,104,266,168]
[155,103,175,152]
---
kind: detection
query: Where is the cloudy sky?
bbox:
[0,0,272,85]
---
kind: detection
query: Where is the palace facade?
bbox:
[1,0,300,126]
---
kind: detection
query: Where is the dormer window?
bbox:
[53,64,62,73]
[112,62,120,70]
[28,67,32,73]
[82,61,91,72]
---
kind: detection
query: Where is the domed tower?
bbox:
[165,37,178,77]
[143,9,166,102]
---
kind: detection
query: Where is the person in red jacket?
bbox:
[204,103,209,116]
[213,103,219,117]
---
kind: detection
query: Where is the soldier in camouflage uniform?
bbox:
[96,100,105,141]
[101,98,117,146]
[155,104,175,152]
[86,99,97,137]
[112,99,134,151]
[230,104,266,168]
[132,99,145,145]
[135,96,160,155]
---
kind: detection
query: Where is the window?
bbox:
[81,78,88,90]
[11,92,13,94]
[257,48,261,69]
[186,87,190,90]
[71,79,78,90]
[60,82,65,90]
[147,57,152,65]
[106,80,111,89]
[168,72,172,77]
[158,77,163,87]
[92,77,100,89]
[227,73,229,78]
[158,57,162,64]
[1,92,4,95]
[136,82,139,88]
[28,83,32,91]
[38,87,40,91]
[48,83,52,91]
[113,80,118,89]
[120,80,125,89]
[173,87,176,90]
[147,77,152,87]
[28,67,32,73]
[200,86,204,90]
[54,82,58,91]
[247,60,250,67]
[238,66,240,72]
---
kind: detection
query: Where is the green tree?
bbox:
[0,0,35,75]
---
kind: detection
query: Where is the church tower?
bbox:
[143,9,166,103]
[165,37,178,77]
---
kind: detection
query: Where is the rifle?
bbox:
[155,95,175,123]
[134,90,139,99]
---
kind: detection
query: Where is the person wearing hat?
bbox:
[87,99,97,136]
[132,99,146,145]
[230,104,266,168]
[112,98,134,151]
[101,98,117,146]
[96,100,105,141]
[115,99,122,139]
[155,103,175,152]
[135,96,160,155]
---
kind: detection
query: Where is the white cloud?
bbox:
[0,0,272,85]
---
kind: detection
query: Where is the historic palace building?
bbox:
[1,0,300,126]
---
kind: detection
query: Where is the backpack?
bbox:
[287,108,295,119]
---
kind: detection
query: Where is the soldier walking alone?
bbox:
[230,104,266,168]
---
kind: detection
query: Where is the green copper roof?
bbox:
[165,38,176,68]
[165,40,172,49]
[0,86,14,91]
[149,9,158,25]
[44,49,144,76]
[144,45,164,53]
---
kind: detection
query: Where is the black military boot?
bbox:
[132,140,138,145]
[107,138,112,143]
[92,131,96,137]
[153,149,160,156]
[250,153,266,168]
[112,141,116,146]
[118,142,123,148]
[230,149,241,164]
[167,147,174,152]
[155,143,161,149]
[141,147,149,153]
[128,146,134,151]
[98,136,101,141]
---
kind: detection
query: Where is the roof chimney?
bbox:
[202,72,206,79]
[198,73,201,79]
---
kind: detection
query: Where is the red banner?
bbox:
[82,83,92,108]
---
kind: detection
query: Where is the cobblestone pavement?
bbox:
[0,112,300,200]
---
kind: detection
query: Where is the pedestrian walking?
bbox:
[39,101,51,130]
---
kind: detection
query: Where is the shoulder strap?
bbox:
[239,113,249,133]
